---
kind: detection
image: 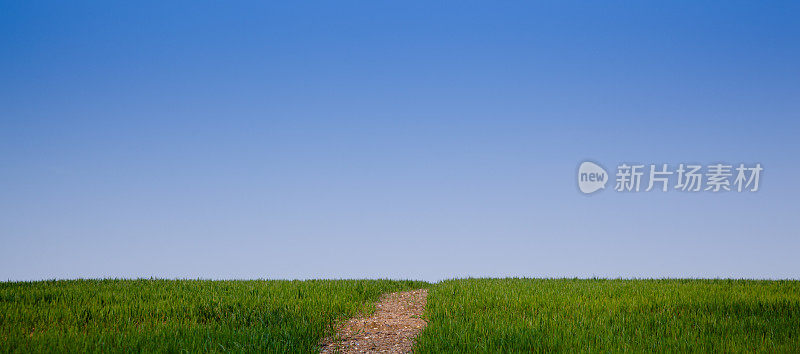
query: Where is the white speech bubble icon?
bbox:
[578,161,608,194]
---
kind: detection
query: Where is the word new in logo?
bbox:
[577,161,608,194]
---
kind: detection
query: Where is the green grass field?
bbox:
[0,279,427,352]
[415,278,800,352]
[2,278,799,353]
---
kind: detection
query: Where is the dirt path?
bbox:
[320,289,428,353]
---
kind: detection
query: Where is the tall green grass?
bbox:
[0,279,427,353]
[415,278,800,352]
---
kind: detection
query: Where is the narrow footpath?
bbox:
[320,289,428,353]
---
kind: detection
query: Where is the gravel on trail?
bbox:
[320,289,428,353]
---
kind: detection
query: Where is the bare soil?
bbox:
[320,289,428,353]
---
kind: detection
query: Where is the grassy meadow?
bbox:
[0,279,427,352]
[415,278,800,352]
[2,278,799,352]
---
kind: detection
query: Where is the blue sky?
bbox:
[2,1,799,281]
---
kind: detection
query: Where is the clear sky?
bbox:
[2,1,799,281]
